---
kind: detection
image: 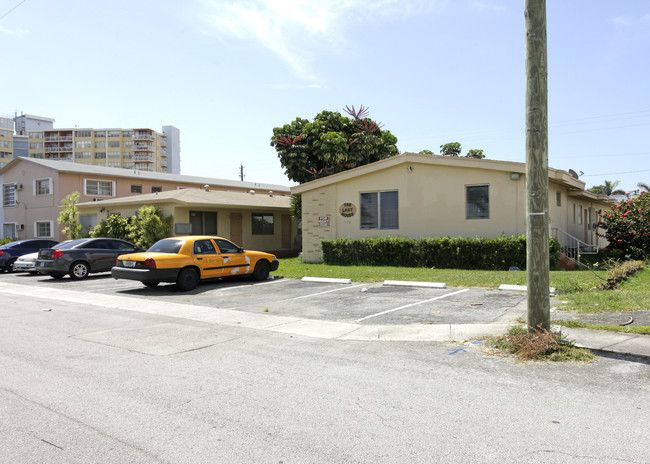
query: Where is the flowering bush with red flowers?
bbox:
[599,191,650,259]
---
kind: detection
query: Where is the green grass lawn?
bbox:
[276,258,650,315]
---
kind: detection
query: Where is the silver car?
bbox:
[12,252,39,274]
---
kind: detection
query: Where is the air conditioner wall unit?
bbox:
[16,224,24,231]
[16,184,23,190]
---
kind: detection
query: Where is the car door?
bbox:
[83,239,117,272]
[214,238,251,276]
[191,238,222,279]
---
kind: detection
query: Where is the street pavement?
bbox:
[1,281,649,463]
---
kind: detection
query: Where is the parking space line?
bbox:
[289,283,367,300]
[355,288,470,322]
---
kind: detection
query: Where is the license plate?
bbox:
[123,261,136,268]
[39,262,45,267]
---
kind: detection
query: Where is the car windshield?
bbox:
[147,239,183,254]
[56,239,88,249]
[52,240,73,249]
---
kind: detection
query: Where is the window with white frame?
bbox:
[360,190,399,230]
[2,223,16,239]
[76,140,92,148]
[35,221,53,238]
[2,183,17,207]
[34,178,52,196]
[466,185,489,219]
[84,179,114,196]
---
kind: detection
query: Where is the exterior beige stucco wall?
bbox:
[300,164,528,262]
[77,202,296,253]
[301,184,338,262]
[296,154,613,263]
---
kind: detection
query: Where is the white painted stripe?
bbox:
[383,280,446,288]
[301,277,352,284]
[290,283,367,300]
[355,288,470,323]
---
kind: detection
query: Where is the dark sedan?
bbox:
[0,239,58,272]
[36,238,144,280]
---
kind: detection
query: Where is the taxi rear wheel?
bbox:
[252,260,270,281]
[176,268,199,291]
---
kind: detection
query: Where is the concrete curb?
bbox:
[383,280,446,289]
[301,277,352,284]
[554,326,650,360]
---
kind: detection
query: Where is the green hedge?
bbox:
[321,236,560,270]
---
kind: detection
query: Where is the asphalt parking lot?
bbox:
[0,270,526,327]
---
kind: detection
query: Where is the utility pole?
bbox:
[525,0,550,331]
[239,164,245,182]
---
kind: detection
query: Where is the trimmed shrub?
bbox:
[321,235,560,270]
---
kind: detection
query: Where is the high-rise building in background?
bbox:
[2,113,180,174]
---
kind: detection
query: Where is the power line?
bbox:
[0,0,27,21]
[582,168,650,177]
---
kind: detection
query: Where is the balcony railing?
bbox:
[44,154,73,161]
[133,154,154,162]
[44,146,73,153]
[44,135,73,142]
[132,133,155,141]
[133,143,154,151]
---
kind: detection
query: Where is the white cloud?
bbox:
[198,0,433,80]
[0,25,28,35]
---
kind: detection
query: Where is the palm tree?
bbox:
[638,182,649,191]
[603,180,625,196]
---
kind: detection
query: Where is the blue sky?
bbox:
[2,0,649,193]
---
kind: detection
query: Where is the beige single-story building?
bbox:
[292,153,615,263]
[1,157,291,242]
[76,187,299,255]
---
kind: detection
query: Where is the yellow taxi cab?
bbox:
[111,235,279,291]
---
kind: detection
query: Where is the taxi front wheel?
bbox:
[252,260,270,281]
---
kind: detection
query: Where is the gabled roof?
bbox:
[0,157,291,192]
[291,152,591,194]
[76,187,290,210]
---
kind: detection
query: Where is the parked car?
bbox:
[12,252,39,274]
[36,238,144,280]
[112,235,279,291]
[13,241,74,274]
[0,239,58,273]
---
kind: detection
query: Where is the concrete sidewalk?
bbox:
[554,326,650,360]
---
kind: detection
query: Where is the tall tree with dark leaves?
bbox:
[271,105,398,184]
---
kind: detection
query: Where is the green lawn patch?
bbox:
[277,257,603,290]
[557,268,650,314]
[553,319,650,335]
